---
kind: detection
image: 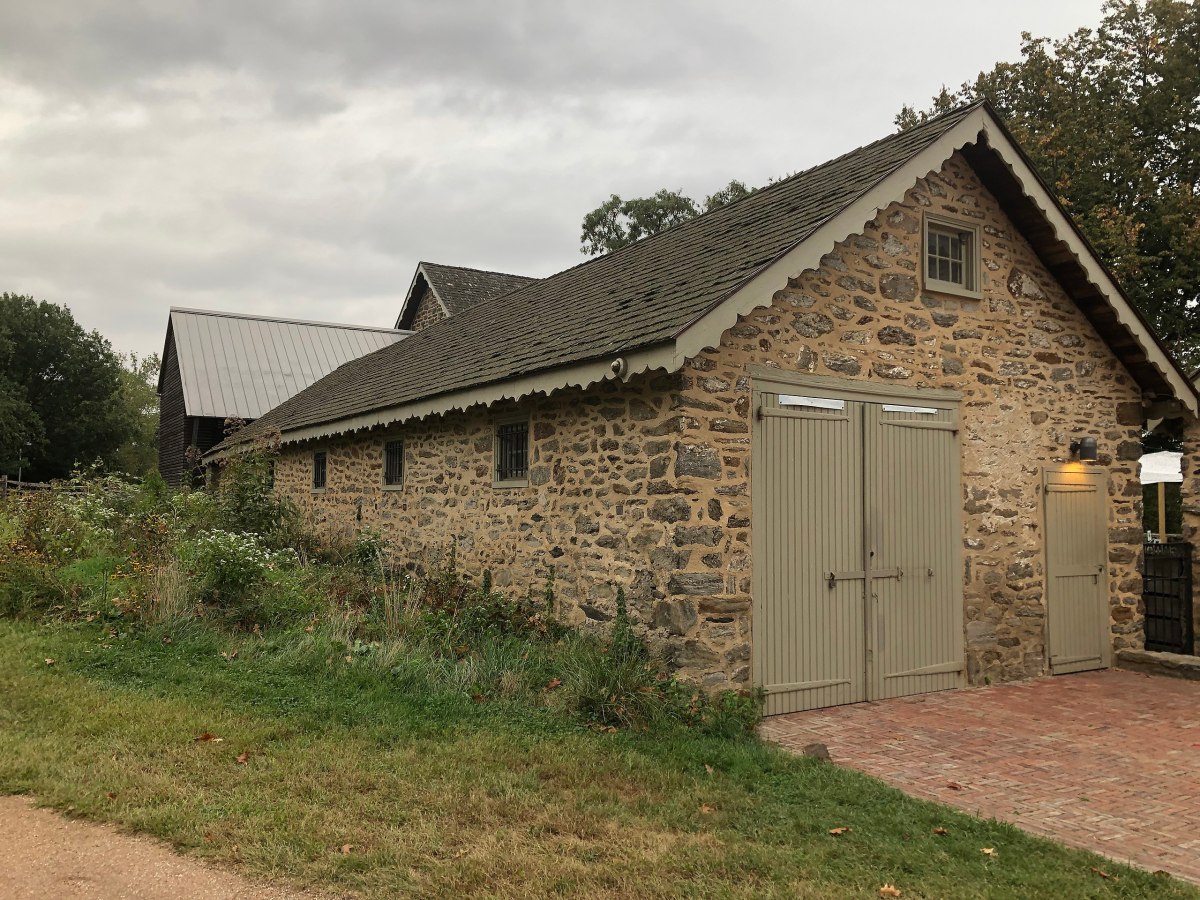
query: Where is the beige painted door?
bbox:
[752,380,964,715]
[752,392,867,715]
[1044,467,1110,674]
[867,403,965,700]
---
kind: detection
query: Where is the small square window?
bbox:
[924,216,980,298]
[312,451,327,490]
[383,439,404,487]
[494,420,529,485]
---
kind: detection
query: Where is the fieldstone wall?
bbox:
[273,372,753,684]
[408,286,447,332]
[272,151,1146,691]
[1178,415,1200,654]
[672,151,1144,685]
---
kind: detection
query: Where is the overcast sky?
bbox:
[0,1,1106,360]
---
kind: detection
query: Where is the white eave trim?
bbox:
[673,106,1198,416]
[206,343,677,459]
[393,263,452,329]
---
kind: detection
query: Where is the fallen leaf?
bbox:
[44,658,56,666]
[193,732,224,743]
[471,693,487,704]
[879,885,902,898]
[946,781,964,791]
[828,827,851,836]
[932,826,948,836]
[344,655,353,663]
[235,752,250,765]
[220,650,239,661]
[1090,867,1117,881]
[203,832,214,843]
[105,792,117,800]
[704,764,714,776]
[450,848,469,859]
[340,844,354,855]
[981,847,997,857]
[699,803,716,814]
[162,635,173,645]
[545,677,562,691]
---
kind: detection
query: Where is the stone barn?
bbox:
[212,102,1198,714]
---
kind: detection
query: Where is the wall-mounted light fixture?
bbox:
[1069,436,1098,461]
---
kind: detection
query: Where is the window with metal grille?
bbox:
[312,451,326,490]
[494,421,529,484]
[924,216,979,296]
[383,439,404,486]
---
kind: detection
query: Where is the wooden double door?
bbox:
[752,373,964,716]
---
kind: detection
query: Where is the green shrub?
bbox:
[180,529,300,627]
[212,445,300,549]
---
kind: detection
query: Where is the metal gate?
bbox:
[751,370,964,716]
[1043,467,1110,674]
[1143,542,1194,655]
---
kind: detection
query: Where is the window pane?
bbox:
[313,452,326,489]
[949,235,962,261]
[937,232,950,257]
[927,256,937,279]
[950,261,962,284]
[938,258,950,282]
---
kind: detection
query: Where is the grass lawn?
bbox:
[0,619,1192,900]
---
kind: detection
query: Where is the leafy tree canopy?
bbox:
[0,293,136,481]
[580,180,757,256]
[109,352,161,478]
[897,0,1200,365]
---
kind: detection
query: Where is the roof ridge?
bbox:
[169,307,410,334]
[420,261,538,281]
[491,100,989,294]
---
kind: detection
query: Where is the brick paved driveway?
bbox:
[761,669,1200,883]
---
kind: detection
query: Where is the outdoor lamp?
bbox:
[1070,436,1098,461]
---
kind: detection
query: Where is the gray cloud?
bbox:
[0,1,1105,358]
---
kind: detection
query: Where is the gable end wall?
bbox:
[678,152,1144,684]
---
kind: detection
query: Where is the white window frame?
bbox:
[923,213,981,300]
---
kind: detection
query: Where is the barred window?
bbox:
[383,439,404,486]
[312,451,327,490]
[495,421,529,484]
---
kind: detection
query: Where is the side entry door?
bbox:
[1043,467,1110,674]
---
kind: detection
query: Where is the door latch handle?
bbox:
[827,572,836,589]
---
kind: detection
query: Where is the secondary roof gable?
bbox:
[394,262,536,329]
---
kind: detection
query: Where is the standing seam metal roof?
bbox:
[165,308,408,420]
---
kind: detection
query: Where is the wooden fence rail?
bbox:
[0,475,55,502]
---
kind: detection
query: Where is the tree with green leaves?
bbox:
[897,0,1200,365]
[109,352,161,478]
[0,293,133,481]
[580,180,758,256]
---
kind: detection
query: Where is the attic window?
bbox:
[312,451,327,491]
[494,419,529,486]
[924,215,980,299]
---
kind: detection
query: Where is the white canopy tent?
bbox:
[1140,450,1183,541]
